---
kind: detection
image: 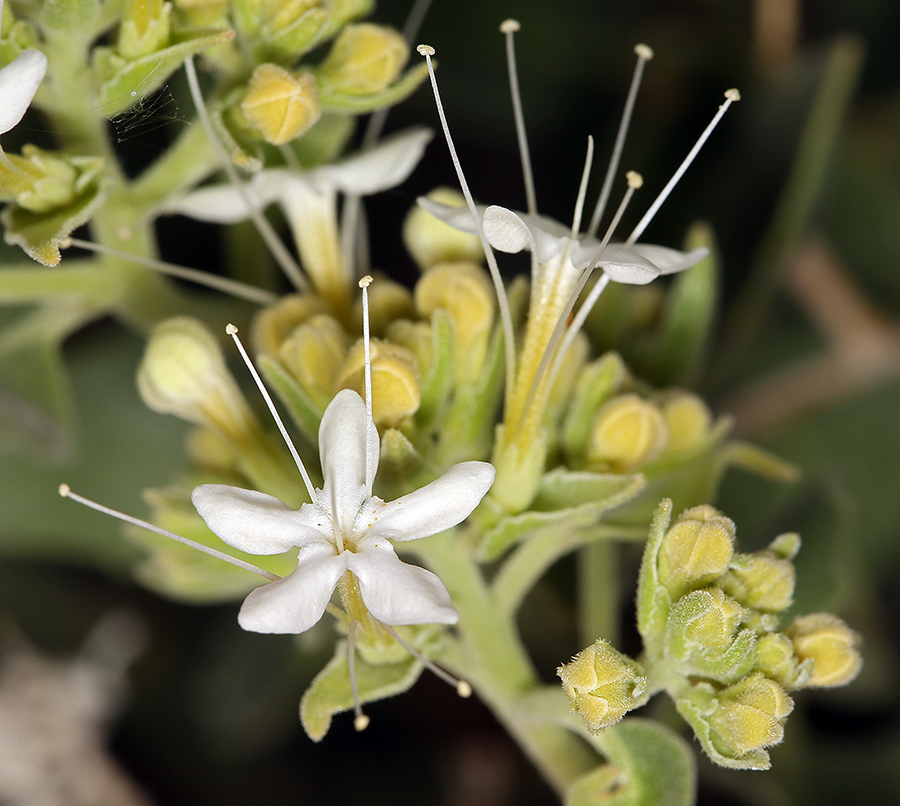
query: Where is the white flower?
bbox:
[417,197,707,286]
[192,388,495,634]
[0,49,47,136]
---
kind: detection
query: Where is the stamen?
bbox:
[182,56,310,293]
[225,324,318,503]
[61,237,277,305]
[417,44,517,406]
[501,19,537,215]
[571,136,595,236]
[358,276,377,496]
[58,484,280,581]
[379,622,472,698]
[587,44,653,238]
[348,621,370,731]
[627,88,740,244]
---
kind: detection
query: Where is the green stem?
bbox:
[578,541,618,649]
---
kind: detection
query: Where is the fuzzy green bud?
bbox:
[404,188,484,269]
[786,613,862,688]
[557,639,647,732]
[278,313,348,411]
[241,64,321,145]
[754,633,811,690]
[317,23,407,95]
[0,146,78,213]
[337,338,420,427]
[668,588,745,658]
[708,673,793,759]
[587,393,668,472]
[720,546,796,614]
[657,505,735,598]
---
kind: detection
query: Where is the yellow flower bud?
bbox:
[557,639,647,733]
[337,338,420,427]
[657,505,735,597]
[241,64,321,145]
[252,294,327,356]
[660,392,712,456]
[404,188,484,269]
[264,0,323,34]
[353,277,414,337]
[318,23,408,95]
[385,319,434,382]
[720,549,796,614]
[786,613,862,688]
[119,0,171,60]
[709,673,793,758]
[587,393,668,472]
[0,146,78,213]
[137,318,255,442]
[277,313,349,411]
[415,261,495,384]
[676,588,745,652]
[754,633,810,690]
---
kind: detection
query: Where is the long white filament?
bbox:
[225,324,318,503]
[502,19,537,216]
[58,484,280,581]
[359,276,376,497]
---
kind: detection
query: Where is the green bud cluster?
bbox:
[629,500,862,770]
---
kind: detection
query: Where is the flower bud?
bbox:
[404,188,484,269]
[786,613,862,688]
[385,319,434,382]
[353,277,414,337]
[415,261,495,384]
[668,588,744,659]
[720,548,796,614]
[241,64,321,145]
[657,505,735,597]
[278,313,349,411]
[317,23,408,96]
[587,393,668,472]
[252,294,327,356]
[557,639,647,732]
[709,673,793,759]
[659,392,712,457]
[137,317,255,442]
[119,0,171,60]
[754,633,811,690]
[0,146,78,213]
[337,338,420,427]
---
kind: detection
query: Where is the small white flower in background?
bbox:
[0,49,47,136]
[192,388,495,634]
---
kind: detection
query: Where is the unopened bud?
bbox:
[587,393,668,472]
[660,392,712,456]
[252,294,327,356]
[754,632,811,690]
[557,639,647,732]
[786,613,862,688]
[318,23,408,95]
[668,588,745,659]
[709,673,793,759]
[0,146,79,213]
[721,547,796,614]
[337,338,421,426]
[405,188,484,269]
[657,505,735,597]
[241,64,321,145]
[119,0,171,60]
[278,314,348,411]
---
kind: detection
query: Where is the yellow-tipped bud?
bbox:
[354,277,414,337]
[673,588,745,653]
[278,314,349,411]
[660,392,712,456]
[754,633,811,690]
[0,146,79,213]
[557,639,647,733]
[241,64,321,145]
[119,0,172,60]
[415,261,495,384]
[318,23,408,95]
[720,549,796,614]
[404,188,484,269]
[137,317,254,441]
[264,0,323,33]
[337,338,421,427]
[587,393,668,472]
[786,613,862,688]
[252,294,327,357]
[709,673,793,758]
[658,505,735,597]
[385,319,433,382]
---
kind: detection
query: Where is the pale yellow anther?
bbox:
[417,44,434,56]
[634,43,654,60]
[359,275,373,288]
[626,170,643,189]
[225,323,238,335]
[725,88,741,102]
[354,714,370,731]
[500,19,521,33]
[457,681,472,698]
[58,483,71,497]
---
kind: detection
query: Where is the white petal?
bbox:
[238,543,346,634]
[192,484,328,555]
[347,544,458,625]
[416,196,481,233]
[627,244,709,275]
[318,390,377,531]
[482,206,534,254]
[363,461,495,543]
[314,128,432,195]
[163,171,288,223]
[0,50,47,135]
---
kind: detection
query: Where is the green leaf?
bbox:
[635,499,673,642]
[300,639,425,741]
[567,719,696,806]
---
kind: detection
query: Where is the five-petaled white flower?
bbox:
[192,388,495,634]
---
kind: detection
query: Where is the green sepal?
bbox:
[562,351,626,463]
[317,61,429,113]
[567,719,696,806]
[674,682,772,770]
[478,470,645,562]
[94,27,234,119]
[721,440,801,483]
[316,0,375,42]
[300,638,425,741]
[1,161,109,266]
[129,482,297,604]
[289,112,355,169]
[415,309,454,430]
[210,93,263,171]
[635,499,673,643]
[253,7,328,64]
[258,352,322,446]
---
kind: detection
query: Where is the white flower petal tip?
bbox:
[0,50,48,135]
[416,196,479,232]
